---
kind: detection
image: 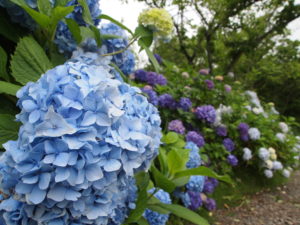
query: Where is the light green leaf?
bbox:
[11,37,52,85]
[37,0,52,16]
[162,132,179,144]
[90,25,102,46]
[155,203,209,225]
[78,0,93,25]
[136,217,149,225]
[167,148,189,175]
[0,114,20,146]
[50,6,75,36]
[151,165,176,193]
[0,46,9,81]
[54,0,69,6]
[65,18,82,43]
[99,14,133,35]
[80,26,95,41]
[147,204,169,215]
[0,81,21,96]
[174,166,233,184]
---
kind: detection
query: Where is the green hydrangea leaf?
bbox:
[0,81,21,96]
[0,114,20,146]
[0,46,9,81]
[11,36,52,85]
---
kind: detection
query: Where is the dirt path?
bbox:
[214,171,300,225]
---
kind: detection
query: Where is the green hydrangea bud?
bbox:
[138,8,173,37]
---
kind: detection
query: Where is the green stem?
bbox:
[100,37,138,57]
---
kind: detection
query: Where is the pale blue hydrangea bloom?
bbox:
[242,148,252,161]
[144,189,171,225]
[101,23,135,75]
[264,169,273,178]
[272,161,283,170]
[186,176,205,193]
[0,52,161,224]
[185,141,201,169]
[248,128,260,140]
[258,148,269,161]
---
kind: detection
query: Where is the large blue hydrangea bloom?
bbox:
[144,189,171,225]
[101,23,135,75]
[0,52,161,225]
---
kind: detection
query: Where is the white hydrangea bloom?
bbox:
[279,122,289,133]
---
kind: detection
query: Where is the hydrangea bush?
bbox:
[0,1,227,225]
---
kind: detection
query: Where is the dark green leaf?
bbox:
[90,25,102,46]
[65,18,82,43]
[11,36,52,85]
[10,0,51,28]
[0,81,21,96]
[0,46,9,81]
[0,114,20,145]
[37,0,52,16]
[50,6,74,36]
[125,185,148,223]
[172,176,190,187]
[99,14,133,35]
[151,165,176,193]
[135,171,150,191]
[162,132,179,144]
[139,41,160,73]
[0,12,25,43]
[155,203,209,225]
[134,25,152,39]
[174,166,233,184]
[147,204,169,215]
[54,0,69,6]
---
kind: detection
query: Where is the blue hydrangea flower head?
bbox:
[216,126,227,137]
[144,189,171,225]
[101,23,135,75]
[186,175,205,192]
[185,141,201,168]
[0,52,161,224]
[195,105,216,124]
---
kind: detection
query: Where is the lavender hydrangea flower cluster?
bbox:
[134,70,167,86]
[195,105,216,124]
[180,191,202,210]
[186,131,205,148]
[238,123,250,141]
[216,126,227,137]
[204,198,216,211]
[168,120,185,134]
[199,69,209,75]
[205,80,214,90]
[178,97,192,111]
[227,154,238,166]
[203,178,218,194]
[0,52,162,224]
[142,86,159,106]
[223,138,235,152]
[158,94,177,109]
[144,189,171,225]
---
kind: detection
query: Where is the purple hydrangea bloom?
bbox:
[158,94,177,109]
[178,97,192,111]
[147,72,167,86]
[223,138,235,152]
[135,69,148,82]
[186,131,205,148]
[199,69,210,75]
[205,80,214,90]
[168,120,185,134]
[203,177,218,194]
[154,54,163,64]
[195,105,216,123]
[227,154,238,166]
[142,87,159,106]
[216,126,227,137]
[204,198,216,211]
[224,84,232,92]
[187,191,202,210]
[238,123,250,141]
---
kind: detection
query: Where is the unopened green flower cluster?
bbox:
[138,8,173,37]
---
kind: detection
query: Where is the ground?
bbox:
[213,170,300,225]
